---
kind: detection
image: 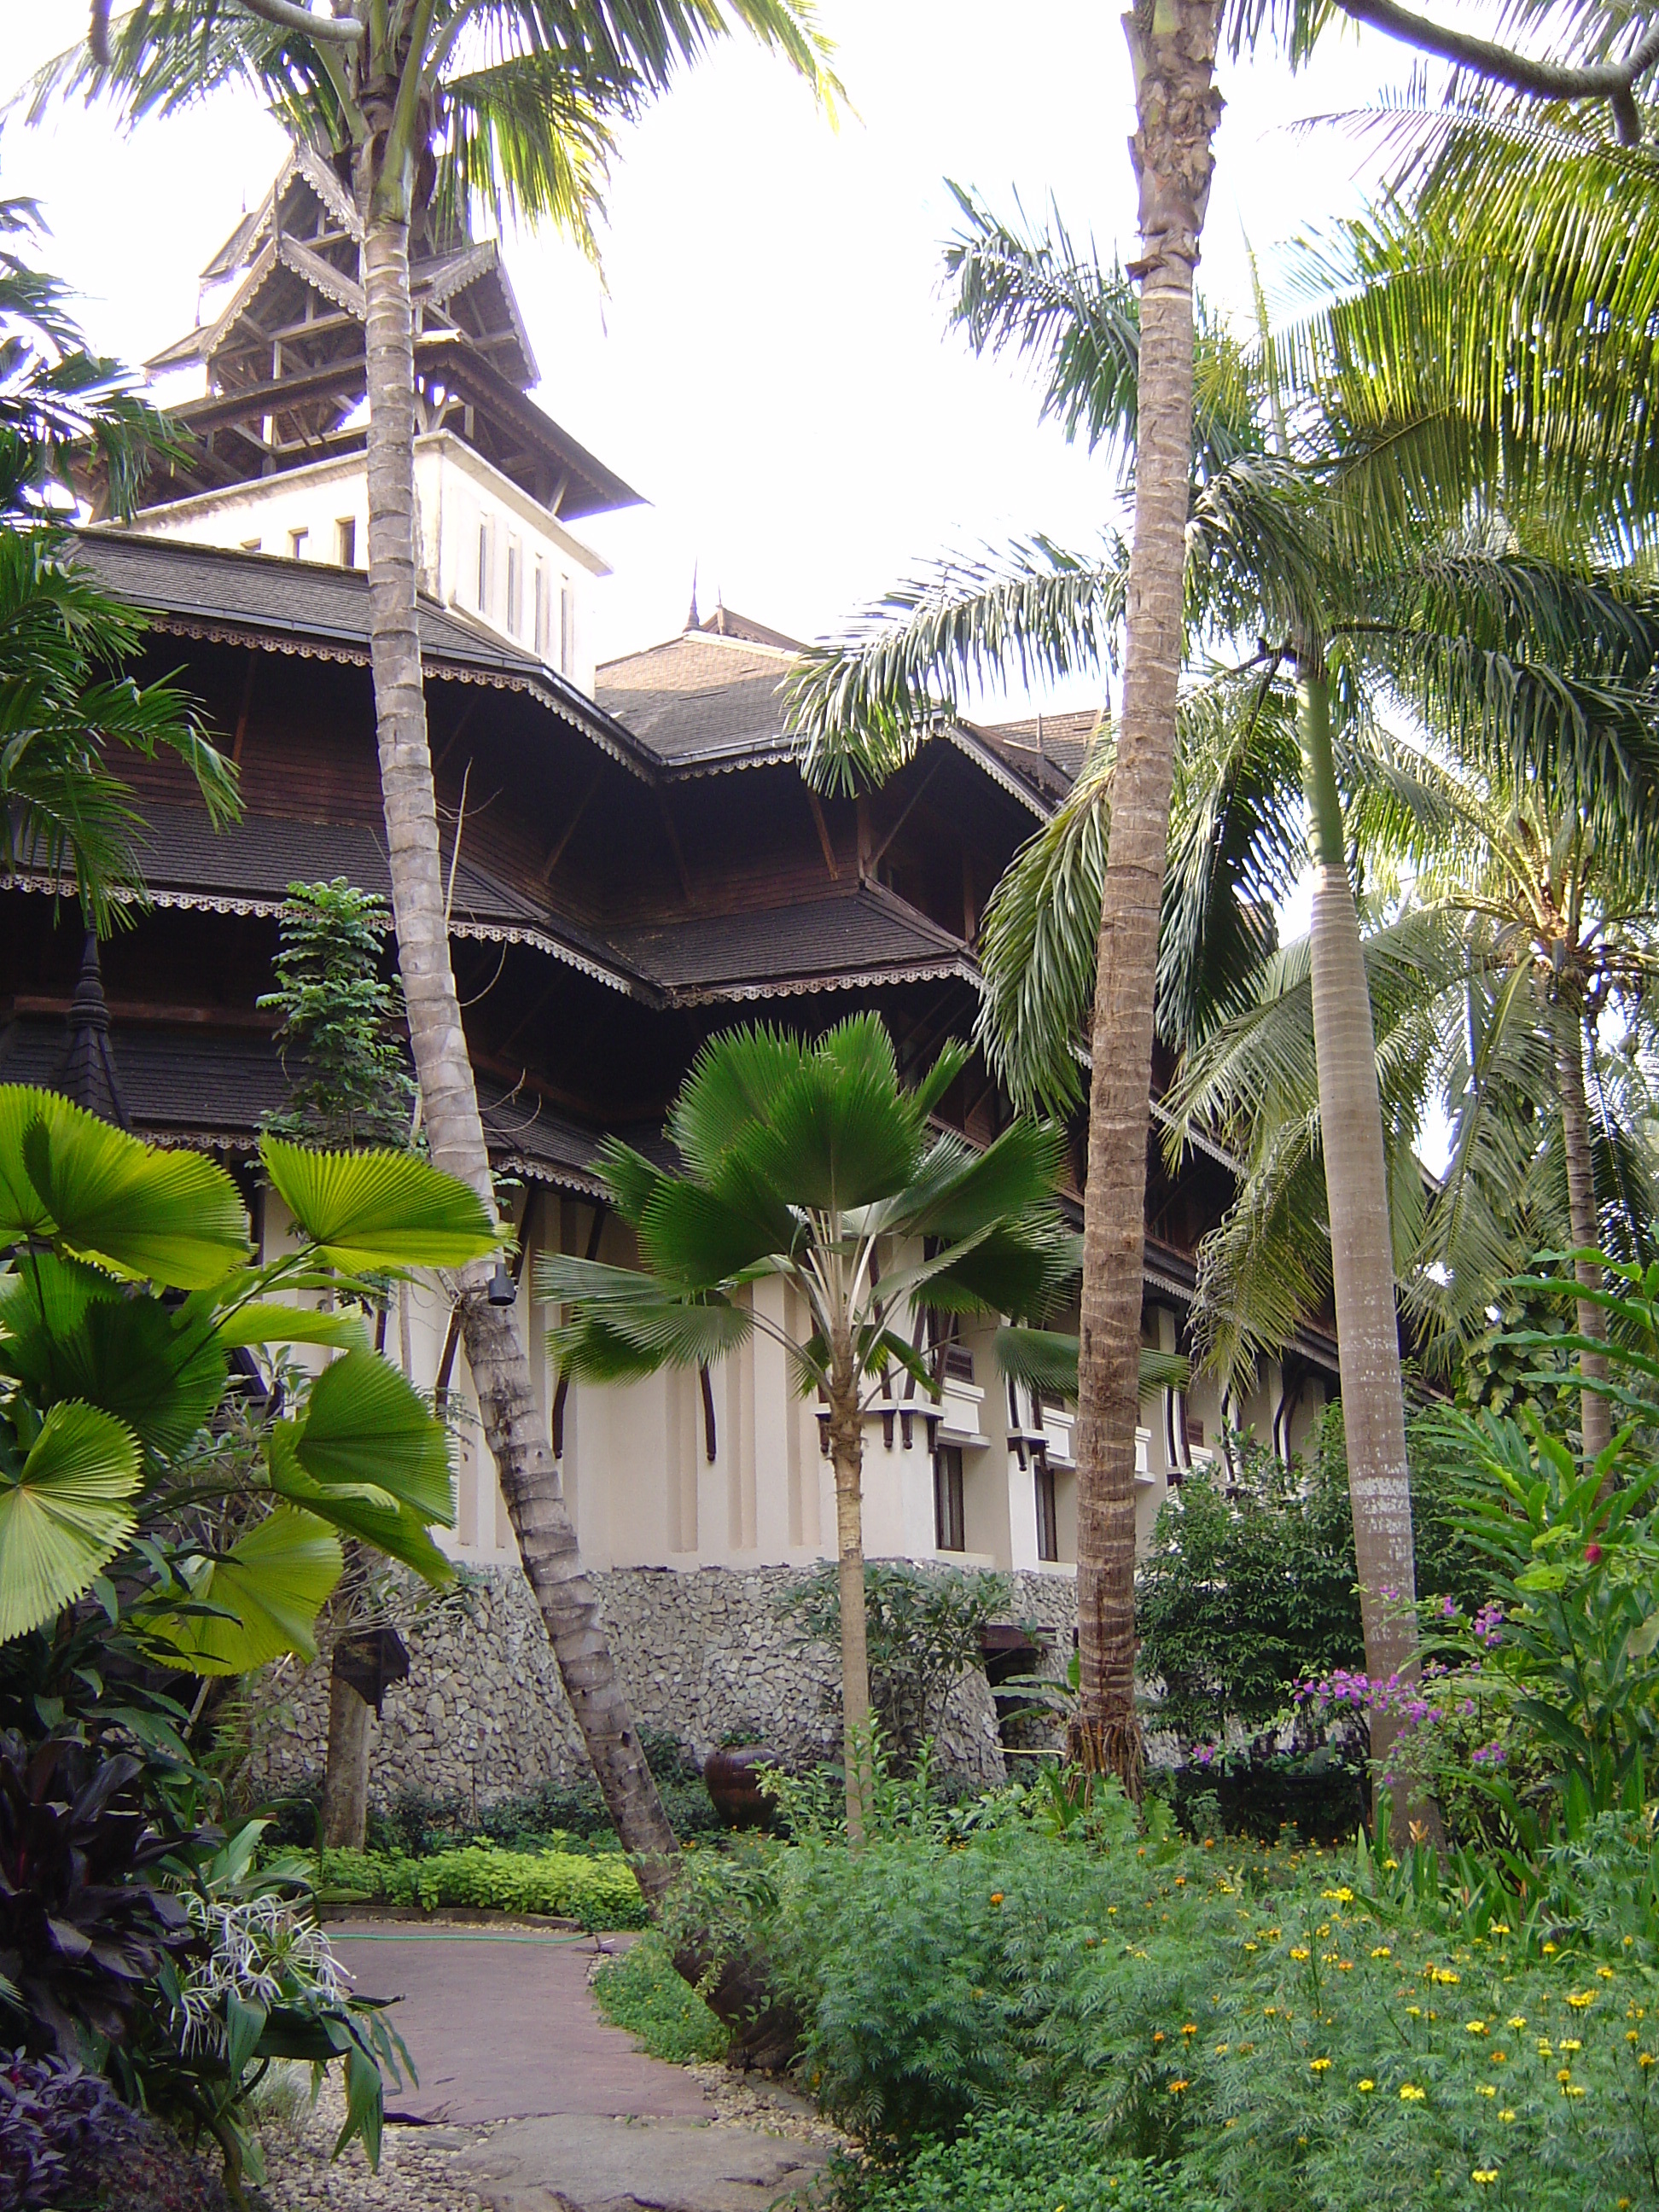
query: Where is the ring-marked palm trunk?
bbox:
[358,199,676,1892]
[1552,983,1612,1465]
[1301,664,1423,1831]
[827,1336,872,1848]
[1071,0,1222,1786]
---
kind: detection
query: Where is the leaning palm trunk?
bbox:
[358,207,676,1892]
[1071,0,1223,1788]
[1301,669,1423,1833]
[1552,988,1612,1465]
[827,1336,872,1848]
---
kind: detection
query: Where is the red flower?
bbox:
[1585,1543,1604,1564]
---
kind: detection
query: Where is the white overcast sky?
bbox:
[6,1,1444,703]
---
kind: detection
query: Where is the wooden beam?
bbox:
[867,758,944,876]
[539,762,603,881]
[657,792,694,904]
[806,787,840,881]
[230,649,258,766]
[433,699,476,777]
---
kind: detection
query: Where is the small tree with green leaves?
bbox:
[538,1013,1072,1846]
[259,878,416,1151]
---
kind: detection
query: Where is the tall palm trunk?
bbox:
[1552,987,1612,1465]
[1072,0,1222,1786]
[1301,667,1422,1829]
[828,1334,872,1847]
[358,203,676,1895]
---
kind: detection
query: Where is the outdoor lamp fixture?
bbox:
[487,1261,516,1307]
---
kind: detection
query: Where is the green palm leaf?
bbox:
[266,1424,454,1585]
[0,1086,247,1286]
[291,1348,455,1527]
[142,1505,342,1675]
[259,1138,501,1271]
[0,1400,142,1641]
[0,1260,228,1470]
[215,1303,373,1353]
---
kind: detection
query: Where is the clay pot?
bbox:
[702,1745,779,1831]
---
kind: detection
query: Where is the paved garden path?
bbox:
[329,1924,831,2212]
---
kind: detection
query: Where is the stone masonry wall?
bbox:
[243,1561,1077,1815]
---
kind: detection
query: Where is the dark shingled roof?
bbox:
[71,532,654,776]
[0,1016,615,1194]
[597,622,798,772]
[969,707,1100,802]
[610,882,973,1004]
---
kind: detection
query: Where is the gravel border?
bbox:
[255,2077,487,2212]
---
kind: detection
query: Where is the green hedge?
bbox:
[320,1843,648,1926]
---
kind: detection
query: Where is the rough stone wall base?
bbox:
[243,1562,1079,1815]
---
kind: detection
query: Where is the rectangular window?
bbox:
[335,516,356,567]
[506,540,521,635]
[934,1446,964,1553]
[1185,1412,1206,1452]
[1034,1458,1058,1563]
[533,563,549,659]
[477,521,492,613]
[560,582,576,675]
[288,527,308,561]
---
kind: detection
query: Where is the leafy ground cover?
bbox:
[591,1930,727,2063]
[320,1842,648,1926]
[655,1796,1659,2212]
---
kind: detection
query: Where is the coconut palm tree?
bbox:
[537,1013,1074,1845]
[1172,721,1659,1423]
[36,0,836,1884]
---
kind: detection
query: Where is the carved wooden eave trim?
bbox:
[2,876,646,1003]
[276,232,365,320]
[131,612,655,781]
[669,954,980,1009]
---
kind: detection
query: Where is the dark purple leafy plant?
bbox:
[0,2050,236,2212]
[0,1733,197,2055]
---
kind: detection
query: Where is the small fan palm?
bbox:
[538,1013,1072,1845]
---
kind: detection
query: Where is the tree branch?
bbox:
[1337,0,1659,143]
[235,0,365,44]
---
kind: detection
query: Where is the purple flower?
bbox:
[1472,1743,1507,1767]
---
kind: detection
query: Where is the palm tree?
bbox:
[38,0,836,1885]
[538,1013,1073,1846]
[1172,719,1659,1429]
[0,197,238,923]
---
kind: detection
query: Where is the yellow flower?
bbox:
[1491,2052,1507,2065]
[1565,2085,1586,2098]
[1542,1941,1558,1954]
[1290,1948,1311,1962]
[989,1892,1004,1906]
[1507,2017,1526,2030]
[1406,2005,1422,2018]
[1243,1941,1258,1952]
[1321,1887,1354,1903]
[1400,2083,1426,2102]
[1371,1947,1391,1959]
[1310,2058,1331,2072]
[1566,1991,1594,2010]
[1536,2040,1554,2056]
[1640,2053,1656,2069]
[1632,2031,1643,2044]
[1337,1960,1353,1972]
[1168,2080,1190,2095]
[1472,2172,1499,2187]
[1317,1924,1330,1937]
[1264,2006,1278,2018]
[1383,1858,1399,1871]
[1153,2032,1166,2045]
[1598,1967,1616,1981]
[1559,2039,1581,2052]
[1557,2068,1574,2084]
[1478,2085,1496,2098]
[1107,1906,1118,1915]
[1489,1923,1511,1936]
[1466,2022,1488,2036]
[1214,2044,1229,2056]
[1499,2110,1516,2124]
[1358,2080,1375,2093]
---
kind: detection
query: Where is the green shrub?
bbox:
[591,1931,725,2064]
[747,1811,1659,2204]
[835,2111,1218,2212]
[320,1843,647,1927]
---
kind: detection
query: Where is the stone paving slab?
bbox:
[329,1926,710,2128]
[455,2113,831,2212]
